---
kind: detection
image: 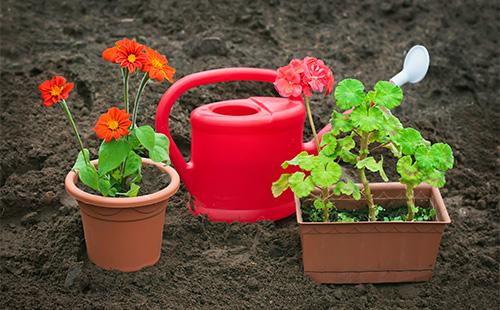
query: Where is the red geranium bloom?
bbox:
[94,107,132,142]
[302,56,334,97]
[38,76,74,107]
[274,59,304,97]
[142,47,175,82]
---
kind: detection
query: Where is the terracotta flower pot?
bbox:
[65,158,180,272]
[296,182,451,284]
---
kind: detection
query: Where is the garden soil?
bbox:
[1,0,498,309]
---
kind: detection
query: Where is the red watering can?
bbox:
[156,68,331,222]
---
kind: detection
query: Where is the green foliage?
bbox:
[372,81,403,109]
[334,79,365,110]
[74,127,171,197]
[350,105,384,132]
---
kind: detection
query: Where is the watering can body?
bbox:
[156,68,330,222]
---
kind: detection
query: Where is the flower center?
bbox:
[107,120,119,130]
[152,58,163,69]
[50,85,62,96]
[127,54,137,63]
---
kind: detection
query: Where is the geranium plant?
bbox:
[38,38,175,197]
[271,58,361,222]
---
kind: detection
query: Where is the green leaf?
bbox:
[423,169,446,187]
[135,125,156,152]
[372,81,403,109]
[320,132,337,156]
[310,161,342,187]
[282,151,315,171]
[397,156,421,186]
[124,151,142,177]
[330,111,353,135]
[78,164,99,190]
[288,172,315,198]
[98,138,131,176]
[334,179,361,200]
[334,79,366,110]
[392,128,423,155]
[272,174,291,197]
[337,212,356,222]
[338,135,355,151]
[350,105,384,132]
[155,132,170,149]
[150,145,170,163]
[430,143,454,171]
[125,183,140,197]
[339,150,357,164]
[128,129,141,149]
[73,149,91,171]
[97,178,112,196]
[356,156,388,181]
[415,143,454,172]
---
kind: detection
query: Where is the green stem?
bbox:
[304,96,320,152]
[121,68,130,114]
[59,100,89,165]
[406,184,415,221]
[359,131,376,221]
[132,73,150,127]
[321,187,331,222]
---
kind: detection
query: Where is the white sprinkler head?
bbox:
[390,45,430,87]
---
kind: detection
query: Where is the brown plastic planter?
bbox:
[297,182,451,284]
[65,158,180,272]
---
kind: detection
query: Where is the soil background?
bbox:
[1,0,499,309]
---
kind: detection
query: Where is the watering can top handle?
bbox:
[156,68,278,174]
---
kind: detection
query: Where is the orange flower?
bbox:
[102,38,130,63]
[142,47,175,82]
[94,107,132,142]
[38,76,74,107]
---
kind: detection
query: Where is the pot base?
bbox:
[187,197,295,222]
[306,270,433,284]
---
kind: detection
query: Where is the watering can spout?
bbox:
[390,45,430,87]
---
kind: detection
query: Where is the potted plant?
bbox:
[38,38,180,272]
[272,65,454,283]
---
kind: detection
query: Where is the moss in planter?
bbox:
[301,200,436,223]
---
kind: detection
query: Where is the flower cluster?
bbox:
[102,38,175,82]
[37,38,175,198]
[274,57,334,98]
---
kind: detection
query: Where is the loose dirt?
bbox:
[1,0,498,309]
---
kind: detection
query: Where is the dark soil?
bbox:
[1,0,499,309]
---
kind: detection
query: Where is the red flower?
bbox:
[142,47,175,82]
[38,76,74,107]
[102,38,147,73]
[274,59,304,97]
[94,107,132,142]
[302,57,334,97]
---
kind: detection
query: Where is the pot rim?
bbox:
[295,182,451,225]
[65,158,180,208]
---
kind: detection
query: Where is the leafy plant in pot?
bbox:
[38,38,180,272]
[272,67,454,283]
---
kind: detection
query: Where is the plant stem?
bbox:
[304,96,320,152]
[359,131,376,221]
[59,100,89,165]
[121,68,130,113]
[131,73,150,127]
[406,184,415,221]
[322,187,330,222]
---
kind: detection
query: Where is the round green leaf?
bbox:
[392,128,423,155]
[372,81,403,109]
[311,161,342,187]
[334,79,366,110]
[430,143,454,171]
[330,111,353,135]
[288,172,315,198]
[350,105,384,132]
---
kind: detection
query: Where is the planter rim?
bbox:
[65,158,180,208]
[296,182,451,225]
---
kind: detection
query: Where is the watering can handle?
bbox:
[156,68,278,179]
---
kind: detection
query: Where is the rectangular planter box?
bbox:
[296,182,451,284]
